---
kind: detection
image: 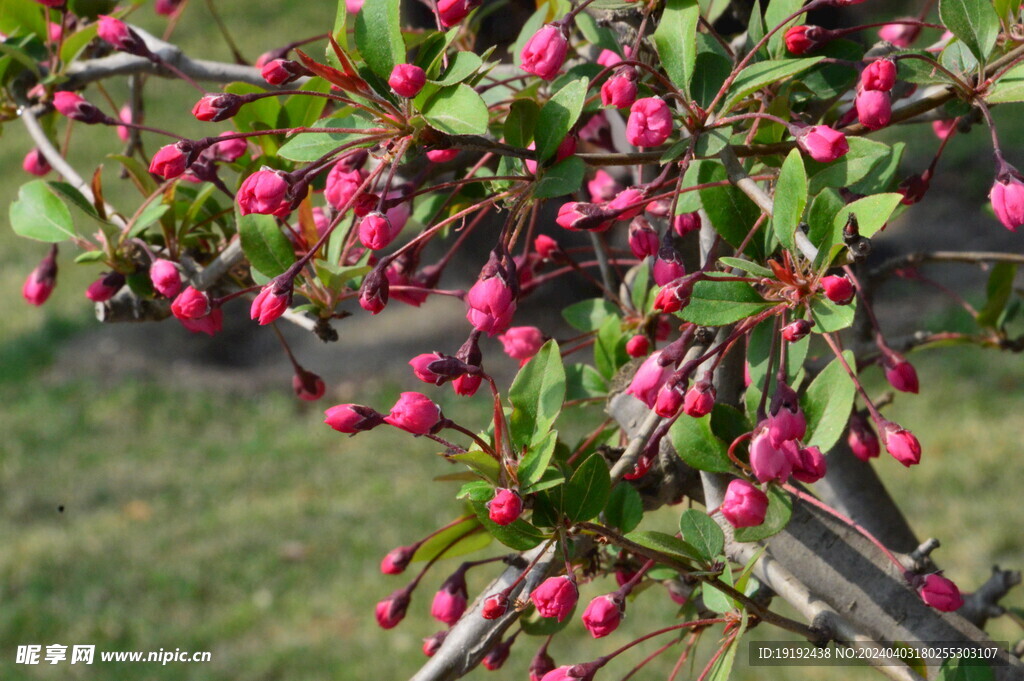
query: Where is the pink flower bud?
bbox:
[208,132,249,163]
[878,20,919,48]
[791,446,827,483]
[487,488,523,525]
[601,66,638,108]
[149,143,190,179]
[346,0,364,11]
[426,148,459,163]
[625,351,673,408]
[191,93,244,122]
[625,335,650,357]
[22,246,58,306]
[325,165,365,211]
[148,259,181,298]
[154,0,183,15]
[883,353,919,394]
[645,198,672,218]
[587,169,621,203]
[530,575,578,622]
[768,382,806,446]
[115,105,133,142]
[653,256,687,286]
[482,639,513,671]
[521,25,568,81]
[847,412,880,461]
[534,234,560,260]
[324,403,385,434]
[556,202,613,232]
[261,59,310,86]
[431,571,469,625]
[380,545,416,575]
[990,169,1024,232]
[784,25,829,55]
[86,272,125,302]
[796,125,849,163]
[855,90,891,130]
[821,274,854,304]
[384,392,444,435]
[780,319,811,342]
[389,63,427,97]
[481,592,509,619]
[673,211,702,236]
[628,217,659,259]
[581,594,623,638]
[292,368,325,401]
[53,92,107,124]
[750,426,796,483]
[932,119,957,141]
[653,278,692,314]
[437,0,481,27]
[530,647,557,681]
[97,15,150,56]
[237,169,290,216]
[498,326,545,365]
[358,212,398,250]
[626,97,673,147]
[917,574,964,612]
[422,630,447,657]
[860,59,897,92]
[250,280,292,325]
[683,379,716,417]
[466,275,516,336]
[34,0,63,7]
[655,382,684,417]
[607,187,646,221]
[720,479,769,528]
[178,308,223,336]
[22,149,51,176]
[883,422,921,467]
[375,588,411,629]
[359,265,390,314]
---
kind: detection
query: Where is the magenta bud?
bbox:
[791,445,827,483]
[192,93,244,122]
[653,277,692,314]
[587,169,621,203]
[682,379,716,418]
[426,148,459,163]
[170,285,211,320]
[381,544,416,575]
[653,250,686,286]
[628,217,659,259]
[626,97,673,147]
[22,149,51,176]
[796,125,849,163]
[600,66,638,109]
[673,211,702,236]
[97,15,151,56]
[750,426,796,483]
[437,0,481,27]
[481,592,509,619]
[498,326,545,366]
[607,187,646,221]
[768,382,807,446]
[422,630,447,657]
[784,25,832,54]
[720,479,769,528]
[149,142,191,179]
[855,90,892,130]
[487,488,523,526]
[375,587,412,629]
[529,647,557,681]
[654,382,684,418]
[237,169,291,217]
[23,246,58,306]
[556,201,613,232]
[917,573,964,612]
[384,392,444,435]
[292,368,325,401]
[625,334,650,358]
[466,275,517,337]
[358,212,398,250]
[534,234,560,260]
[581,594,623,638]
[53,92,107,124]
[883,353,919,394]
[932,119,957,141]
[389,63,427,97]
[781,319,814,342]
[261,58,311,86]
[149,259,182,298]
[847,412,881,461]
[530,575,578,622]
[431,570,469,626]
[323,403,385,434]
[990,166,1024,232]
[821,274,855,305]
[520,24,568,81]
[879,20,920,48]
[625,351,673,409]
[482,638,514,671]
[883,422,921,467]
[860,59,897,92]
[85,271,125,302]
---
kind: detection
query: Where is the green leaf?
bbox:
[431,50,482,85]
[280,77,332,129]
[508,340,566,448]
[806,137,891,195]
[977,262,1016,327]
[60,23,98,64]
[353,0,404,80]
[654,0,699,93]
[450,449,500,483]
[995,0,1023,23]
[718,257,773,278]
[669,414,732,473]
[694,125,732,158]
[680,279,772,326]
[422,84,490,136]
[504,98,539,147]
[127,203,170,239]
[533,156,585,199]
[562,453,611,522]
[707,613,747,680]
[518,430,559,489]
[411,516,492,562]
[226,82,282,145]
[833,193,903,240]
[764,0,805,56]
[277,114,377,162]
[773,149,808,254]
[471,501,548,550]
[535,77,588,162]
[562,298,618,332]
[801,351,856,451]
[0,0,46,38]
[565,363,609,401]
[455,480,493,501]
[702,563,736,613]
[690,39,733,108]
[988,62,1024,103]
[940,0,999,65]
[238,212,296,278]
[9,180,76,242]
[679,509,725,561]
[809,296,856,333]
[605,483,644,533]
[733,485,792,542]
[625,530,705,564]
[719,58,823,113]
[594,312,626,379]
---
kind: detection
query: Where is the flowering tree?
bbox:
[8,0,1024,678]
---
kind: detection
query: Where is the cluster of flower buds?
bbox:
[855,59,896,131]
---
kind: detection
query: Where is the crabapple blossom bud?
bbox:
[879,20,919,48]
[170,286,211,320]
[601,66,638,109]
[821,274,855,304]
[655,382,684,417]
[192,93,244,122]
[653,255,686,286]
[625,351,673,408]
[917,574,964,612]
[856,90,892,130]
[155,0,183,15]
[581,594,623,638]
[625,335,650,357]
[325,165,364,211]
[389,63,427,97]
[626,97,673,147]
[499,326,545,365]
[482,592,509,619]
[520,25,568,81]
[431,571,469,625]
[721,479,769,528]
[53,92,107,124]
[149,259,181,298]
[323,403,385,434]
[883,422,921,467]
[529,649,557,681]
[847,412,881,461]
[990,169,1024,232]
[750,427,796,483]
[346,0,364,11]
[782,319,813,342]
[375,587,412,629]
[482,639,514,671]
[653,277,692,314]
[932,119,957,140]
[796,125,849,163]
[409,352,449,385]
[784,25,831,54]
[683,379,716,418]
[587,169,621,202]
[534,234,559,260]
[149,143,190,179]
[359,212,398,250]
[466,275,516,336]
[209,132,249,163]
[604,187,645,220]
[673,211,702,236]
[22,246,58,306]
[883,353,919,394]
[530,576,578,622]
[628,217,659,258]
[768,382,807,446]
[237,169,290,216]
[422,630,447,657]
[437,0,481,27]
[261,59,311,86]
[487,488,523,526]
[860,60,897,92]
[292,368,325,401]
[178,308,223,336]
[34,0,63,7]
[791,446,827,483]
[556,202,613,232]
[250,278,293,325]
[86,271,125,302]
[97,15,151,56]
[426,148,459,163]
[359,265,389,314]
[645,198,672,218]
[380,544,416,574]
[384,392,444,435]
[22,149,51,176]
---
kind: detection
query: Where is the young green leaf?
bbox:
[535,77,588,162]
[562,298,619,332]
[625,530,705,564]
[833,193,903,240]
[605,483,644,534]
[238,212,296,278]
[669,414,733,472]
[773,149,808,254]
[801,351,856,451]
[422,84,490,136]
[508,340,566,447]
[9,180,77,242]
[680,279,772,326]
[719,58,823,113]
[533,156,586,199]
[939,0,999,65]
[562,453,611,522]
[353,0,404,80]
[679,508,725,561]
[653,0,699,93]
